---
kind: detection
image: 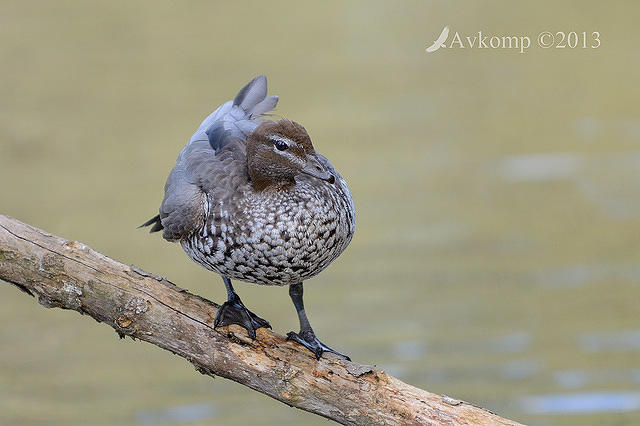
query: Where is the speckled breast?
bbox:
[182,177,355,286]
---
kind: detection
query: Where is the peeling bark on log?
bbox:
[0,214,522,425]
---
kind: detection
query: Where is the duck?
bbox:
[142,75,355,360]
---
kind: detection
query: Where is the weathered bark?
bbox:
[0,214,521,425]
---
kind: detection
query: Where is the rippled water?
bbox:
[519,392,640,415]
[137,404,216,425]
[1,2,639,425]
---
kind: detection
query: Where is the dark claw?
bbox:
[214,297,271,339]
[287,329,350,361]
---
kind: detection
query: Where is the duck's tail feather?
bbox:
[139,214,164,233]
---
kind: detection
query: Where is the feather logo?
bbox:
[426,26,450,53]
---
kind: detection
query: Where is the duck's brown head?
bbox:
[246,120,335,190]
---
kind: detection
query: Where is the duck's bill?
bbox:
[300,158,335,183]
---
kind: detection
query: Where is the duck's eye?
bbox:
[275,140,289,151]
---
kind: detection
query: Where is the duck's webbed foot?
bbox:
[214,277,271,339]
[287,282,350,361]
[287,329,350,361]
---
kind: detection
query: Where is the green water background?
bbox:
[1,1,639,424]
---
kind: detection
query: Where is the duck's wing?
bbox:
[189,74,278,152]
[142,75,278,241]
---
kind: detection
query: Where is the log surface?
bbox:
[0,214,522,425]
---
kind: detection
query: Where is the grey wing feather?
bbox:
[251,95,278,116]
[145,75,278,241]
[189,74,278,148]
[234,74,268,110]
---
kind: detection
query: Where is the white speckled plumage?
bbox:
[183,168,354,286]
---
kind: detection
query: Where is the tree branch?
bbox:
[0,214,521,425]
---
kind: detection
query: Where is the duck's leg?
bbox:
[214,277,271,339]
[286,282,350,361]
